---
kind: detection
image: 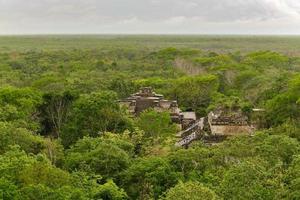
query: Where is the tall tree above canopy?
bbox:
[38,90,77,138]
[61,91,132,147]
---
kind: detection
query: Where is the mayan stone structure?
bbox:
[207,107,254,136]
[120,87,196,127]
[121,87,258,147]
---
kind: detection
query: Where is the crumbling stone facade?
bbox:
[207,107,254,136]
[120,87,196,127]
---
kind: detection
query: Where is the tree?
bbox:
[0,122,44,154]
[284,155,300,199]
[220,160,280,200]
[171,75,219,116]
[38,90,77,138]
[93,180,128,200]
[0,146,35,183]
[65,137,133,180]
[0,147,91,200]
[121,157,180,200]
[269,120,300,141]
[19,155,72,189]
[20,184,87,200]
[0,122,64,165]
[243,51,290,69]
[167,147,211,180]
[162,181,218,200]
[136,109,177,144]
[61,91,132,147]
[254,134,300,165]
[0,178,20,200]
[266,75,300,126]
[0,87,42,131]
[108,77,135,98]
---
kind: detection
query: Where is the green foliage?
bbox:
[268,120,300,141]
[154,47,200,60]
[212,133,300,167]
[162,181,219,200]
[38,90,77,137]
[65,136,133,179]
[121,157,181,200]
[167,147,212,180]
[93,180,128,200]
[19,156,72,188]
[0,147,128,200]
[220,159,280,200]
[0,146,36,182]
[20,184,87,200]
[255,134,300,165]
[0,178,20,200]
[32,75,68,94]
[0,122,44,154]
[284,155,300,199]
[266,74,300,126]
[136,109,177,144]
[133,77,170,93]
[61,91,132,147]
[0,122,64,165]
[194,54,235,68]
[0,87,42,130]
[208,94,252,115]
[171,75,219,116]
[243,51,290,69]
[108,77,135,98]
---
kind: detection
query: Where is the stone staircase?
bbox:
[175,117,205,147]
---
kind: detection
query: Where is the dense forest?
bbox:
[0,35,299,200]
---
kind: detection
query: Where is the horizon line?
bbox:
[0,33,300,37]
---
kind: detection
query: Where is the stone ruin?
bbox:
[120,87,258,148]
[207,107,254,137]
[176,107,255,147]
[119,87,196,128]
[175,117,205,147]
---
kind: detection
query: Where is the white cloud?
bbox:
[0,0,299,34]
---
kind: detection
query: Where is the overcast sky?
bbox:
[0,0,300,35]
